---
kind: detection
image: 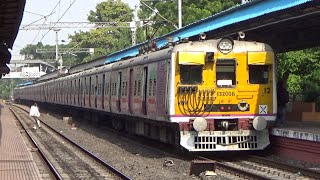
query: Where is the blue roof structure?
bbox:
[16,81,33,87]
[105,0,312,64]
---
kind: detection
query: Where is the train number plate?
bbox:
[216,91,235,96]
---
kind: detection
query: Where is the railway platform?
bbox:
[271,121,320,143]
[271,101,320,143]
[270,121,320,164]
[0,101,42,180]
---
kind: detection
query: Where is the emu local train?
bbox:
[14,37,276,151]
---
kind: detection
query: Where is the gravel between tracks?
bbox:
[34,109,200,180]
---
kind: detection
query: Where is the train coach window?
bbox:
[134,80,137,96]
[153,79,156,96]
[138,80,141,96]
[249,65,269,84]
[149,79,152,96]
[180,65,203,84]
[125,82,128,96]
[216,59,236,88]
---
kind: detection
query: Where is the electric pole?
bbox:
[54,29,61,68]
[178,0,182,29]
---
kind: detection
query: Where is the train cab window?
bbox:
[180,65,203,84]
[249,65,269,84]
[216,59,236,88]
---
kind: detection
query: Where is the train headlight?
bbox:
[217,37,234,54]
[238,100,249,111]
[253,116,267,131]
[193,117,207,132]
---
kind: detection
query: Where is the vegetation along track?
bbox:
[10,105,131,180]
[196,154,320,179]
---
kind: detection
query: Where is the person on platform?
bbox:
[277,73,289,126]
[29,103,41,129]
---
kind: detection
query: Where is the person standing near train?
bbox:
[277,73,289,126]
[29,103,41,129]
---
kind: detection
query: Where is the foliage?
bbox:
[19,42,78,68]
[20,42,55,61]
[68,0,133,63]
[0,79,24,99]
[88,0,133,22]
[277,47,320,102]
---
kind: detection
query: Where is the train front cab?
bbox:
[171,38,276,151]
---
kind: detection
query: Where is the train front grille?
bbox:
[194,135,258,150]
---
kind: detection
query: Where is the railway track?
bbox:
[193,154,320,179]
[10,103,320,180]
[10,105,130,180]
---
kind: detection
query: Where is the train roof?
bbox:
[68,55,108,74]
[172,39,273,53]
[16,81,33,87]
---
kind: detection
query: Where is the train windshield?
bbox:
[249,65,269,84]
[180,65,203,84]
[216,59,236,88]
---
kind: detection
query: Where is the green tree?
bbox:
[20,42,78,68]
[20,42,55,60]
[0,79,23,99]
[277,47,320,102]
[68,0,133,63]
[88,0,132,22]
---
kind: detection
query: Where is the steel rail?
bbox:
[248,155,320,179]
[9,107,63,180]
[215,161,270,180]
[195,156,269,179]
[12,104,131,180]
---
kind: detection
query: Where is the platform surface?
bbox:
[271,121,320,143]
[0,102,42,180]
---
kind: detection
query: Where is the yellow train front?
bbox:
[170,37,276,151]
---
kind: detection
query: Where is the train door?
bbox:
[74,79,76,105]
[78,79,80,106]
[62,81,64,104]
[102,74,105,109]
[109,73,113,112]
[56,81,60,104]
[142,66,148,115]
[69,80,71,105]
[44,84,47,102]
[89,76,92,108]
[39,85,42,102]
[53,83,56,102]
[84,77,86,106]
[117,72,122,112]
[59,82,61,104]
[55,82,57,103]
[128,69,133,114]
[95,75,98,108]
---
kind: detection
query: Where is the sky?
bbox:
[12,0,139,59]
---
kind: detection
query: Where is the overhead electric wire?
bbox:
[22,11,56,29]
[39,0,77,42]
[139,0,178,30]
[29,0,61,44]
